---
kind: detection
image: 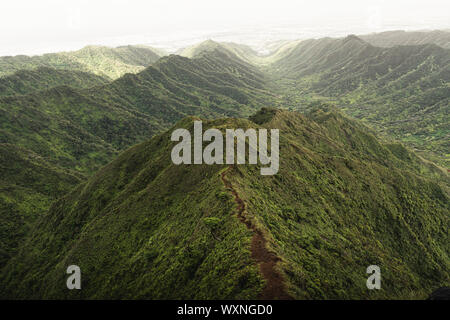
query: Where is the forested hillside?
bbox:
[1,109,447,299]
[0,47,274,268]
[1,48,273,176]
[360,30,450,49]
[0,45,162,80]
[269,35,449,167]
[0,144,81,268]
[0,33,448,300]
[0,67,108,96]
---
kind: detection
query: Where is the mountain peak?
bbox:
[178,40,223,58]
[343,34,365,43]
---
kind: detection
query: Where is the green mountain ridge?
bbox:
[0,45,163,80]
[178,39,303,67]
[179,40,266,65]
[0,32,448,299]
[360,30,450,49]
[1,49,273,176]
[0,144,82,268]
[0,48,275,268]
[0,67,109,96]
[268,35,450,167]
[1,109,447,299]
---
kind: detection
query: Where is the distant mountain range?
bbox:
[0,47,274,268]
[266,35,449,167]
[0,45,163,80]
[360,30,450,49]
[1,48,273,173]
[0,67,109,97]
[178,33,449,167]
[0,30,448,299]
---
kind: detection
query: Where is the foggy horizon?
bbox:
[1,0,450,56]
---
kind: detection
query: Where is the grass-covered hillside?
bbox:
[0,45,162,80]
[239,108,449,299]
[1,48,274,176]
[360,30,450,49]
[0,144,82,268]
[178,39,304,67]
[1,109,447,299]
[0,48,275,269]
[0,67,109,96]
[179,40,267,65]
[268,35,449,167]
[0,32,448,300]
[0,117,264,299]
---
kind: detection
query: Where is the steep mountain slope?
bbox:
[178,39,299,66]
[0,67,108,96]
[0,45,162,80]
[360,30,450,49]
[269,35,450,167]
[0,49,273,176]
[0,85,155,175]
[0,144,81,268]
[178,40,223,57]
[178,40,264,65]
[269,36,373,77]
[1,109,447,299]
[241,109,449,299]
[0,48,274,268]
[0,116,265,299]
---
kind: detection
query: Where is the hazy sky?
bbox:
[1,0,449,55]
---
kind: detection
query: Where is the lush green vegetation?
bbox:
[0,33,448,299]
[240,108,449,299]
[0,67,109,96]
[0,48,274,268]
[179,39,304,67]
[360,30,450,49]
[267,35,450,167]
[0,118,265,299]
[179,40,268,66]
[1,109,447,299]
[179,35,449,170]
[0,45,162,80]
[0,144,81,268]
[1,49,274,176]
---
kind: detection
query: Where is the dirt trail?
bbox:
[220,166,292,300]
